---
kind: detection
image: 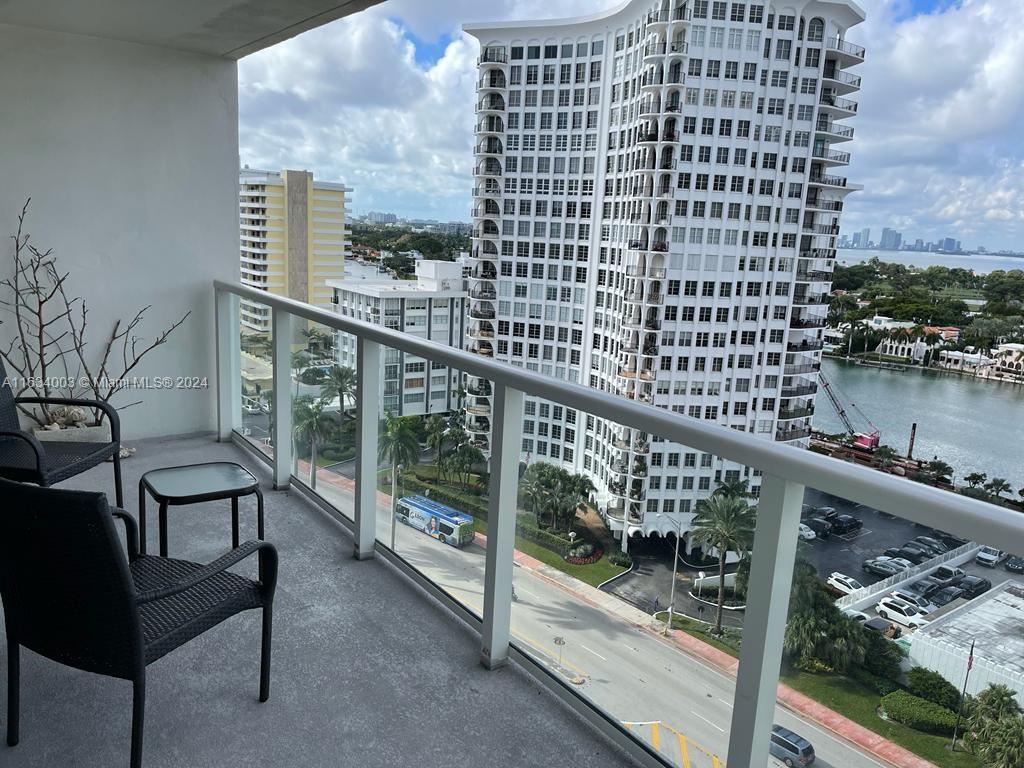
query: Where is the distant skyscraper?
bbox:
[859,227,870,248]
[367,211,398,224]
[941,237,956,252]
[880,227,902,250]
[239,168,351,332]
[851,231,862,248]
[465,0,866,547]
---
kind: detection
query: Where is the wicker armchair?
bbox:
[0,360,124,506]
[0,479,278,768]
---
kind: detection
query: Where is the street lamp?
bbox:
[656,513,685,635]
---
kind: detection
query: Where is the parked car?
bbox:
[911,536,949,556]
[976,546,1007,568]
[805,517,832,539]
[798,523,817,541]
[843,609,870,622]
[928,565,966,589]
[1005,555,1024,573]
[863,616,902,639]
[827,572,863,595]
[890,589,938,614]
[242,402,261,414]
[876,597,931,630]
[934,532,969,548]
[958,575,992,599]
[881,546,929,565]
[863,556,911,577]
[931,586,966,607]
[900,541,937,561]
[817,507,838,521]
[830,515,863,535]
[905,578,941,599]
[769,724,816,766]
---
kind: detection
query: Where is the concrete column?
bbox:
[215,289,240,441]
[270,308,293,489]
[354,338,382,560]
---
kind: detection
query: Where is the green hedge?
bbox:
[608,550,632,568]
[514,514,571,556]
[907,666,961,711]
[849,666,901,696]
[881,691,958,735]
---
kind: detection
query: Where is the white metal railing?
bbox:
[213,280,1024,768]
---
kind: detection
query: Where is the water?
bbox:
[812,358,1024,489]
[838,248,1024,275]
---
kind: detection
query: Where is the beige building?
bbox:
[240,167,352,330]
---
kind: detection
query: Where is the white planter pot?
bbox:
[34,423,113,443]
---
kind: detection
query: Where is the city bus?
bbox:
[395,496,476,548]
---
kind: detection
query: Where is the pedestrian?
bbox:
[653,595,660,612]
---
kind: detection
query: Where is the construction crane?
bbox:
[817,371,881,451]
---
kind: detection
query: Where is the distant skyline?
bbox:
[238,0,1024,250]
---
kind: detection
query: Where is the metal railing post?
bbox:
[354,338,381,560]
[480,383,524,669]
[214,288,240,441]
[270,308,293,490]
[726,473,804,767]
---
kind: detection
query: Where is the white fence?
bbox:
[835,542,981,610]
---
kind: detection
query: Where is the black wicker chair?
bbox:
[0,360,124,506]
[0,479,278,768]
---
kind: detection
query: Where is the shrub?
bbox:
[907,666,961,711]
[569,543,594,558]
[794,656,833,674]
[881,691,958,735]
[608,550,633,568]
[861,631,904,679]
[849,666,900,696]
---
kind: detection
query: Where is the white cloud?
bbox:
[238,0,1024,248]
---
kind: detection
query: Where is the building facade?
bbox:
[239,167,352,331]
[329,260,468,416]
[465,0,865,548]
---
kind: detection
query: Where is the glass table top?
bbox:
[142,462,258,499]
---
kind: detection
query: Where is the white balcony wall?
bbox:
[0,24,239,438]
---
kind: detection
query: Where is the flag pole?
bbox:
[950,639,975,751]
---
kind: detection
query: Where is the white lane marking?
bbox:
[690,710,726,733]
[518,587,540,599]
[580,644,608,661]
[718,698,733,708]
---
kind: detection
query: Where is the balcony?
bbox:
[812,147,851,165]
[789,316,826,329]
[778,406,815,420]
[792,293,828,306]
[783,363,821,375]
[469,306,495,320]
[805,198,844,212]
[809,173,848,188]
[479,49,508,65]
[776,426,813,441]
[827,37,866,62]
[815,120,855,142]
[819,92,859,115]
[781,383,818,398]
[823,67,862,92]
[787,339,824,352]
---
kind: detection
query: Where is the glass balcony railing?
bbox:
[214,280,1024,768]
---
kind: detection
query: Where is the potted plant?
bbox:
[1,199,189,443]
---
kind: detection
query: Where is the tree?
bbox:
[965,472,988,489]
[967,685,1023,760]
[320,365,357,414]
[425,414,447,467]
[292,395,335,489]
[927,459,954,484]
[713,477,753,499]
[379,412,421,523]
[690,494,756,635]
[986,478,1013,500]
[783,559,866,673]
[873,445,899,469]
[452,443,485,489]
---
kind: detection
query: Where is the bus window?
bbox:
[439,522,454,536]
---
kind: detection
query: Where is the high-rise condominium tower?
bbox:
[239,167,352,332]
[464,0,865,550]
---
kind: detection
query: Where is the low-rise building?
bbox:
[329,260,467,416]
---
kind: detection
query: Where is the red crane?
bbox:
[817,371,881,451]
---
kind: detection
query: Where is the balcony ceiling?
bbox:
[0,0,384,59]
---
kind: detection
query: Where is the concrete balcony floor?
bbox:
[0,434,636,768]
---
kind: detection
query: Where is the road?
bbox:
[313,480,892,768]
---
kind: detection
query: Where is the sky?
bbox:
[238,0,1024,251]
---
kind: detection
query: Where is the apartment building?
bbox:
[239,167,352,331]
[329,260,468,416]
[465,0,864,550]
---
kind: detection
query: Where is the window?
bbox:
[775,40,791,60]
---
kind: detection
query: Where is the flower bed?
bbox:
[565,544,605,565]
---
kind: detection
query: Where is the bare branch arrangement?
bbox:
[1,199,190,427]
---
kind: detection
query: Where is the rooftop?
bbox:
[0,434,636,768]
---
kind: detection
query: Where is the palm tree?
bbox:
[425,414,447,467]
[690,494,756,635]
[927,459,954,484]
[713,477,753,499]
[292,395,335,489]
[379,412,421,547]
[986,477,1013,500]
[320,365,357,415]
[873,445,899,469]
[985,718,1024,768]
[453,443,485,489]
[965,472,988,489]
[968,685,1024,759]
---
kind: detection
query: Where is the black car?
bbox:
[931,586,966,606]
[901,541,937,561]
[905,578,941,599]
[911,536,949,556]
[805,517,832,539]
[1006,555,1024,573]
[831,515,863,535]
[959,575,992,599]
[882,546,928,564]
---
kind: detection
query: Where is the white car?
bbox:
[798,523,817,541]
[890,588,938,615]
[976,546,1007,568]
[876,597,931,630]
[843,608,870,622]
[827,572,863,595]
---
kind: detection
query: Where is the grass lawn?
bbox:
[655,612,742,658]
[781,670,982,768]
[514,536,627,588]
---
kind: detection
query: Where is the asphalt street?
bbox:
[312,479,894,768]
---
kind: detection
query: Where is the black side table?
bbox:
[139,462,264,557]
